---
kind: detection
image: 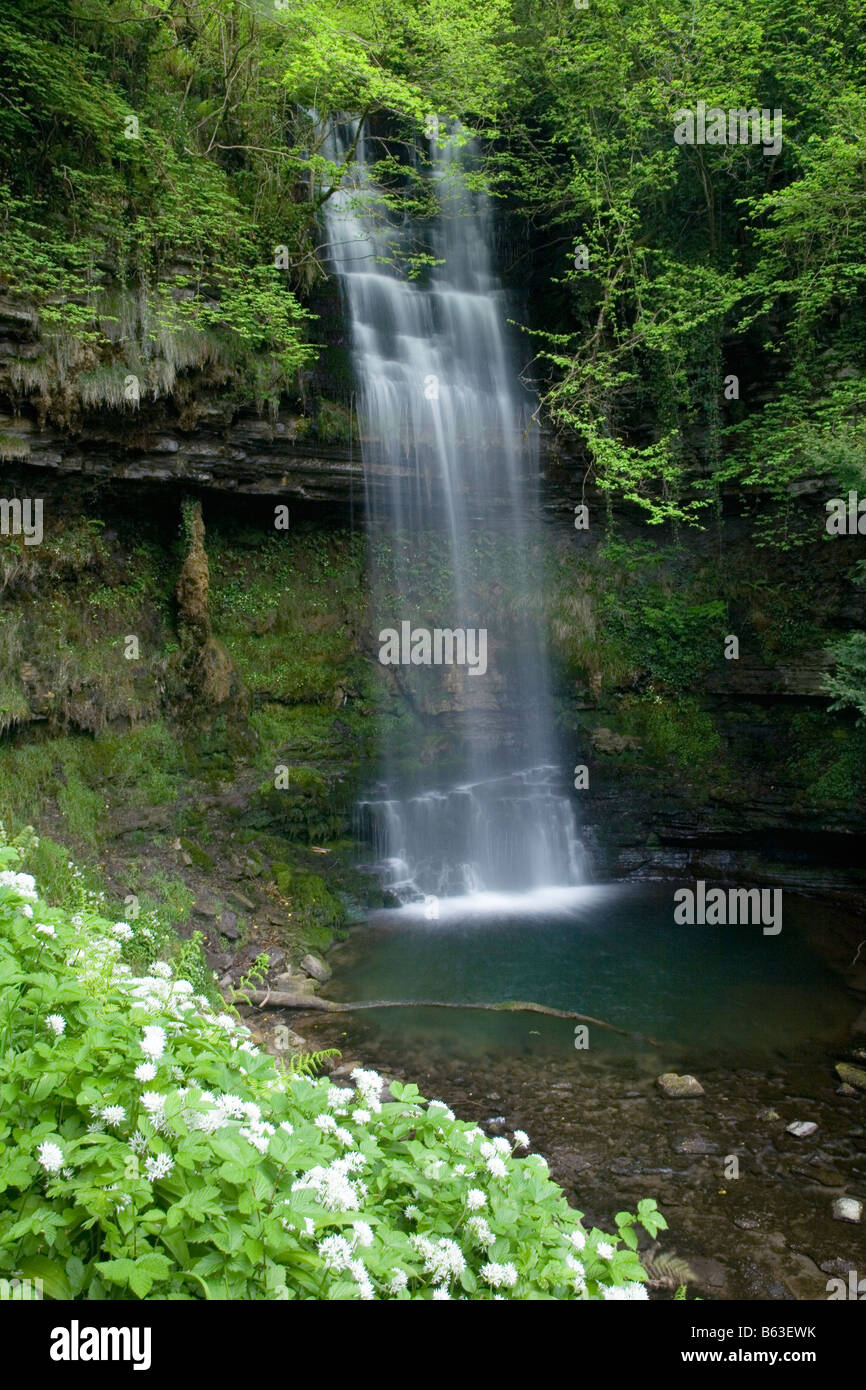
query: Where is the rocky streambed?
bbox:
[236,887,866,1303]
[284,1009,866,1300]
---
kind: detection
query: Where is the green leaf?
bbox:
[127,1267,151,1298]
[20,1255,70,1300]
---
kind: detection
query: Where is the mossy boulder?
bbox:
[252,764,349,843]
[179,837,214,871]
[835,1062,866,1090]
[284,869,346,949]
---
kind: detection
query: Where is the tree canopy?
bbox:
[0,0,864,526]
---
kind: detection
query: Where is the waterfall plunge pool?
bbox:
[311,883,859,1065]
[293,884,866,1299]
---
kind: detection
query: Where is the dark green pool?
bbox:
[322,884,858,1063]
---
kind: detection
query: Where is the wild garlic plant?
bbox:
[0,833,666,1300]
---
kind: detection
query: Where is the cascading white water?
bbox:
[324,120,584,899]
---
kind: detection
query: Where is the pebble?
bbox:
[673,1135,720,1155]
[786,1121,818,1138]
[832,1197,863,1223]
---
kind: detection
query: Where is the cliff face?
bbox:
[2,295,866,895]
[0,295,364,503]
[549,483,866,894]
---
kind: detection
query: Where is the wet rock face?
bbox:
[0,296,365,503]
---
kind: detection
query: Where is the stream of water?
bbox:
[325,122,582,899]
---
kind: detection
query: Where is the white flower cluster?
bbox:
[36,1140,65,1174]
[566,1255,586,1294]
[350,1067,383,1114]
[315,1234,375,1300]
[327,1085,353,1114]
[239,1098,276,1155]
[410,1234,466,1285]
[479,1137,511,1180]
[427,1099,455,1122]
[144,1152,174,1182]
[140,1091,170,1135]
[291,1152,368,1212]
[480,1261,518,1289]
[467,1216,495,1247]
[100,1105,127,1128]
[70,933,123,986]
[0,870,38,902]
[141,1025,167,1060]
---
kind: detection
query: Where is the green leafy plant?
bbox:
[0,830,663,1301]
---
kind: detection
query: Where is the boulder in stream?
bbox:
[834,1062,866,1090]
[657,1072,705,1098]
[301,952,332,983]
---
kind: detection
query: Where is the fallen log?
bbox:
[243,989,662,1046]
[242,989,339,1012]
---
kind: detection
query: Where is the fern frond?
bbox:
[642,1249,696,1288]
[286,1047,341,1078]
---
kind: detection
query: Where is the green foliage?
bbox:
[279,870,347,950]
[258,767,349,845]
[492,0,866,529]
[552,538,726,695]
[229,952,271,1007]
[0,722,184,847]
[622,695,722,777]
[143,874,195,927]
[2,0,865,531]
[285,1049,342,1080]
[0,832,660,1301]
[603,591,726,692]
[0,0,519,415]
[825,632,866,724]
[210,526,367,706]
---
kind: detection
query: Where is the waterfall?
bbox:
[324,121,584,901]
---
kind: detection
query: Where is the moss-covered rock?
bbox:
[283,869,347,949]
